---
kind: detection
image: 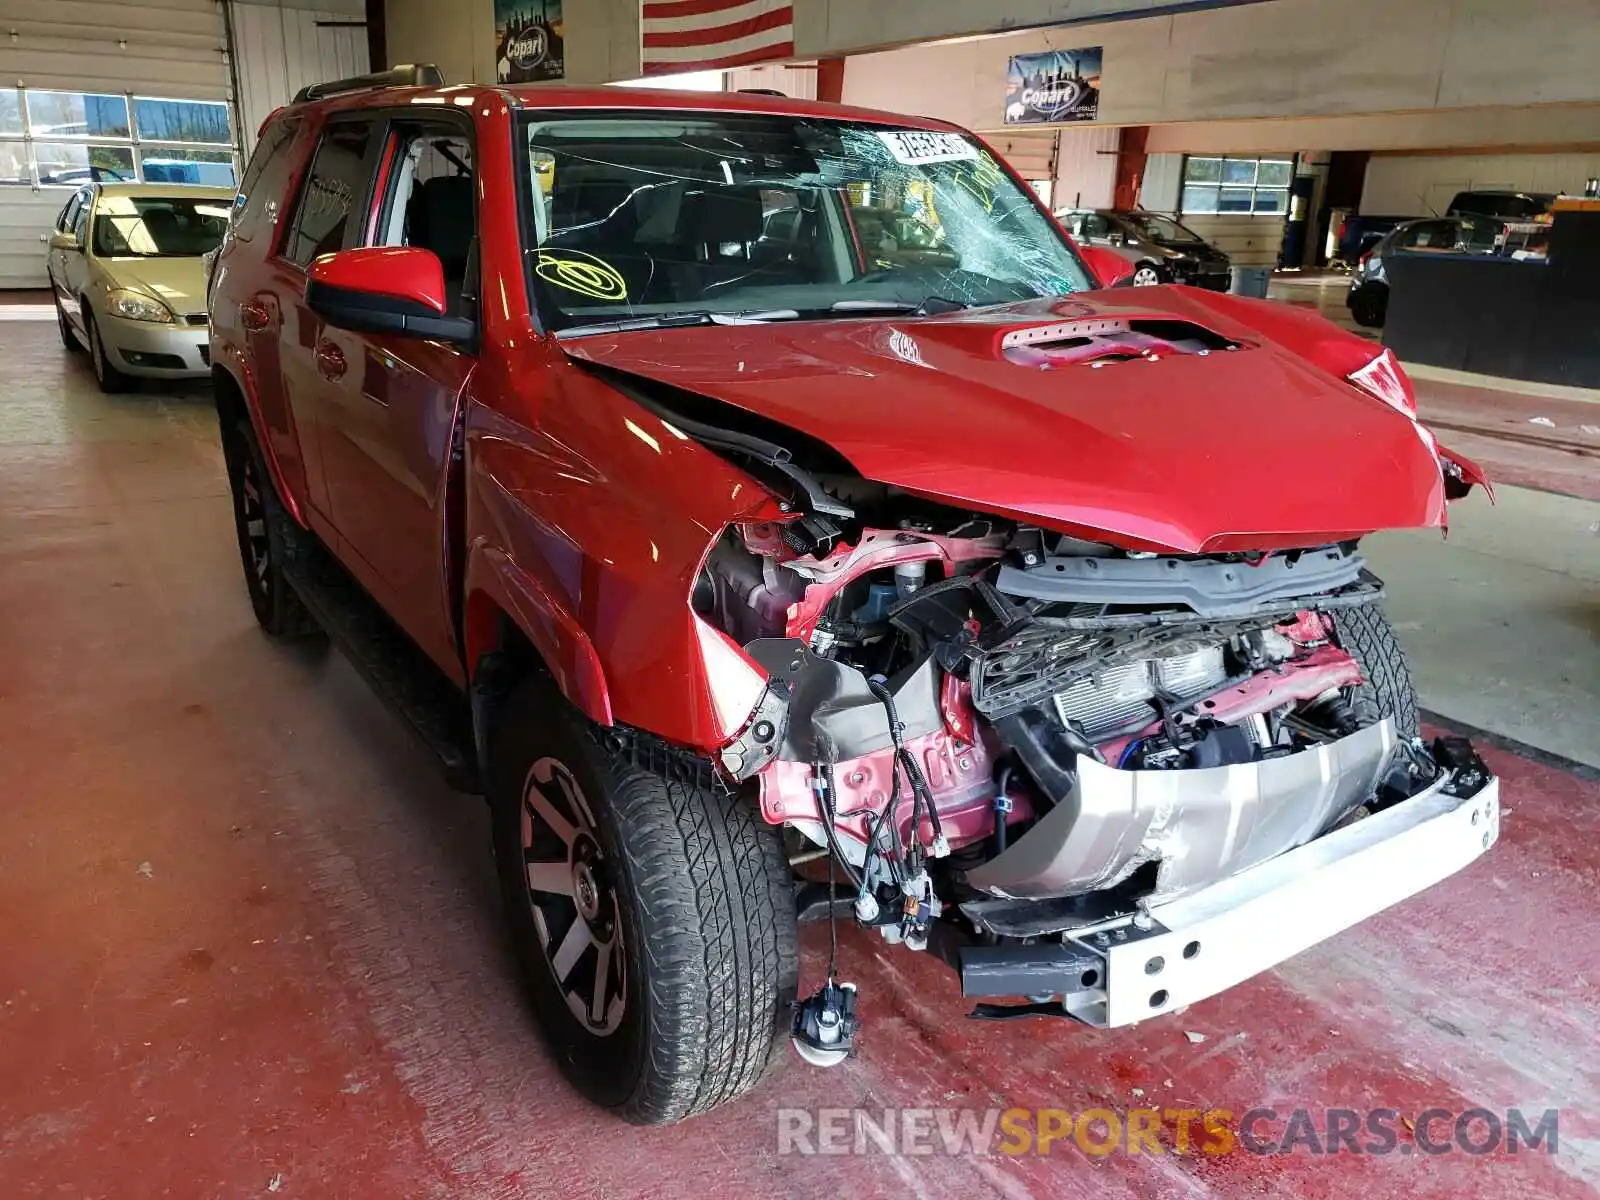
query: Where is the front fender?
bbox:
[463,542,612,726]
[461,355,782,751]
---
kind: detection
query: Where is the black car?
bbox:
[1347,215,1504,327]
[1056,208,1232,290]
[1446,190,1554,221]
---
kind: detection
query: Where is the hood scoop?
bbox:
[1000,317,1242,370]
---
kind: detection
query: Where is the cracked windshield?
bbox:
[520,111,1092,331]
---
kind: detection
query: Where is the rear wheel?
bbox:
[85,311,134,393]
[1349,287,1387,328]
[490,678,798,1125]
[220,417,323,641]
[1332,603,1419,740]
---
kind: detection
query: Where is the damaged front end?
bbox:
[697,490,1498,1036]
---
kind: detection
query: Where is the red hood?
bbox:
[560,288,1447,553]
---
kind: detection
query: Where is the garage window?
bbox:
[1180,156,1293,215]
[0,87,238,188]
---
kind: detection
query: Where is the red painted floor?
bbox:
[1,320,1597,1199]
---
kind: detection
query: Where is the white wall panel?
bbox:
[1139,151,1183,211]
[1362,152,1600,216]
[1143,104,1600,155]
[0,192,68,288]
[1053,124,1119,210]
[725,63,819,101]
[840,0,1600,131]
[231,3,370,157]
[796,0,1273,57]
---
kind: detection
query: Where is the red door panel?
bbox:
[317,334,474,679]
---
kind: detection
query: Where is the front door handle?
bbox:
[314,341,347,381]
[240,299,271,331]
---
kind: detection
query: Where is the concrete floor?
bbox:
[2,303,1598,1198]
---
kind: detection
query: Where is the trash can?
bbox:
[1229,266,1273,298]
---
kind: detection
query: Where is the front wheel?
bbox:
[55,297,81,352]
[1332,603,1419,740]
[85,311,134,393]
[1131,262,1163,286]
[490,679,798,1125]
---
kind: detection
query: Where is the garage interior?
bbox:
[1,0,1597,1196]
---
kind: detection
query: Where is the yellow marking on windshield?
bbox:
[534,248,627,302]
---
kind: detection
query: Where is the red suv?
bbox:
[210,66,1498,1125]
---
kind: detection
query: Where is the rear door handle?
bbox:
[314,340,347,381]
[240,299,271,331]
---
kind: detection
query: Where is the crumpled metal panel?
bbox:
[965,720,1398,900]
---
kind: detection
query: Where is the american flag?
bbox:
[640,0,795,74]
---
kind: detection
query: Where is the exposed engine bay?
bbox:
[694,481,1495,1054]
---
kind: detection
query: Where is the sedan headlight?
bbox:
[106,288,174,324]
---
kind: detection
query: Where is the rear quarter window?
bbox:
[281,121,377,268]
[232,117,303,244]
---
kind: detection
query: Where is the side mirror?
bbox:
[305,246,472,343]
[1078,245,1137,289]
[46,230,80,251]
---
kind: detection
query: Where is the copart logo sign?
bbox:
[1005,46,1103,125]
[506,27,548,72]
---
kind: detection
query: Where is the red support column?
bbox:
[1113,125,1149,211]
[816,57,846,104]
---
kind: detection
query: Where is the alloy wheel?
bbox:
[521,756,627,1036]
[237,448,273,603]
[1132,265,1162,286]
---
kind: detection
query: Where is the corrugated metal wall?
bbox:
[0,0,228,97]
[984,129,1059,181]
[230,3,369,158]
[724,63,819,101]
[1052,125,1120,211]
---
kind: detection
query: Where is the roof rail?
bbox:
[737,88,787,97]
[292,63,444,104]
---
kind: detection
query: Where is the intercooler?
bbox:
[1051,643,1227,738]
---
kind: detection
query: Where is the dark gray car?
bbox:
[1346,215,1504,327]
[1056,208,1231,290]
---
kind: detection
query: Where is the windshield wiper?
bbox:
[827,296,971,316]
[556,309,801,339]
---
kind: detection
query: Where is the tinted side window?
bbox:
[1083,214,1111,239]
[282,122,375,268]
[233,116,302,244]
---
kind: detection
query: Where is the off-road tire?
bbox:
[220,417,323,641]
[490,677,798,1125]
[85,311,134,393]
[1332,603,1419,740]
